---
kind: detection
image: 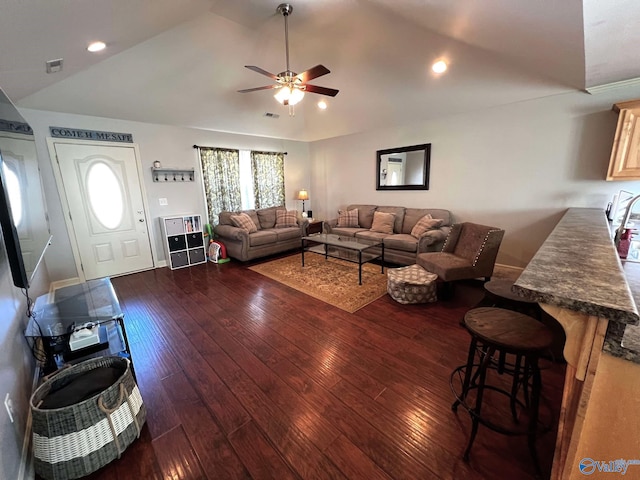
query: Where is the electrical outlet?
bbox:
[159,198,168,206]
[4,393,14,423]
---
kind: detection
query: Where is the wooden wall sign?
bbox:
[49,126,133,143]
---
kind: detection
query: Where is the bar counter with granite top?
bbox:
[513,207,638,326]
[513,207,640,366]
[511,207,640,480]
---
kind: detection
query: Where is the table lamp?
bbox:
[297,190,309,214]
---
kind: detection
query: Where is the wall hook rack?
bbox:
[152,167,195,182]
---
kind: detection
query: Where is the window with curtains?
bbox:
[199,147,285,224]
[251,150,285,209]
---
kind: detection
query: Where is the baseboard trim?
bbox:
[494,263,524,273]
[49,277,81,296]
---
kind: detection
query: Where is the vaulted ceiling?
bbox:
[1,0,638,142]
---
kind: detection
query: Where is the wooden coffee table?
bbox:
[301,233,385,285]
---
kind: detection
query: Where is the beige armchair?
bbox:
[417,222,505,283]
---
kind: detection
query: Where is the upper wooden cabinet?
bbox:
[607,99,640,180]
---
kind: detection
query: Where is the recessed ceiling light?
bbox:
[317,100,327,110]
[87,41,106,53]
[432,60,447,74]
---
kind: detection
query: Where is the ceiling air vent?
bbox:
[46,58,64,74]
[264,112,280,119]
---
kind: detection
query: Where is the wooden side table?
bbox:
[307,220,324,235]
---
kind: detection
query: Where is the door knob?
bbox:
[139,219,145,223]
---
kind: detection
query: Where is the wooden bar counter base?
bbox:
[513,208,640,480]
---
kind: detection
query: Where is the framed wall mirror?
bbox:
[0,86,52,287]
[376,143,431,190]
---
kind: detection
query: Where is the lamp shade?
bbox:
[297,190,309,201]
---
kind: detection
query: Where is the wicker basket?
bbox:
[30,356,146,480]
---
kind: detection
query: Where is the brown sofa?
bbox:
[325,204,452,265]
[214,206,308,261]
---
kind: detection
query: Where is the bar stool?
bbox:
[480,278,541,319]
[450,307,554,475]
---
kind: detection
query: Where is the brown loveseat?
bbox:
[214,206,308,261]
[325,204,452,265]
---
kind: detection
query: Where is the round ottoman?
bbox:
[387,264,438,304]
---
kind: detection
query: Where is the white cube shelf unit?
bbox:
[160,214,206,269]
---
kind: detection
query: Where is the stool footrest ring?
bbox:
[451,366,552,435]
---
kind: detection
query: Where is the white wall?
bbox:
[0,246,49,480]
[19,109,311,282]
[19,86,640,277]
[310,88,640,267]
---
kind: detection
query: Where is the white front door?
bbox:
[52,141,154,280]
[387,161,404,186]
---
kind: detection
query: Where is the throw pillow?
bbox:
[230,212,258,233]
[411,214,444,238]
[370,211,395,234]
[257,207,277,229]
[336,208,359,228]
[275,209,298,228]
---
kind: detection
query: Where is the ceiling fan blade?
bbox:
[304,84,339,97]
[237,85,278,93]
[296,65,330,83]
[245,65,278,80]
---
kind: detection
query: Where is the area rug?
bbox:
[248,254,388,313]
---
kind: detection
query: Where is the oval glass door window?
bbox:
[87,162,124,229]
[2,163,23,227]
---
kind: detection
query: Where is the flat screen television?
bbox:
[0,86,52,288]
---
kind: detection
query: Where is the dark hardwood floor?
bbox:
[79,255,566,480]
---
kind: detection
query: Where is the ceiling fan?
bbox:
[238,3,339,111]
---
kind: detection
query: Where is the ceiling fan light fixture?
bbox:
[317,100,327,110]
[238,3,338,108]
[274,86,305,106]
